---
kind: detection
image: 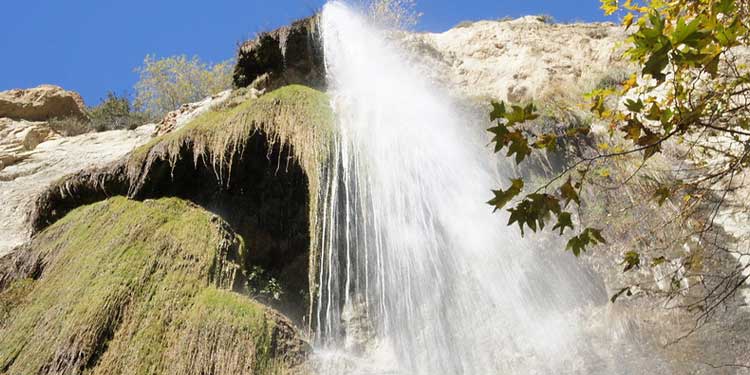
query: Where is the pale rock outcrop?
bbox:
[154,89,232,136]
[397,17,629,101]
[0,119,60,171]
[0,84,88,121]
[0,124,154,256]
[0,84,238,256]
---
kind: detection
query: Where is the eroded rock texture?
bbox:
[0,84,88,121]
[233,17,325,90]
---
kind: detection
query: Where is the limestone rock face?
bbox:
[397,17,628,101]
[0,84,88,121]
[0,118,60,171]
[0,124,154,256]
[232,16,627,104]
[154,89,232,136]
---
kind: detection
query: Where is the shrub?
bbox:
[134,54,233,119]
[47,116,91,136]
[88,91,150,131]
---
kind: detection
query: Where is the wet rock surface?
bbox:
[233,17,325,91]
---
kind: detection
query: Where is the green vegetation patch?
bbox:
[0,197,306,375]
[124,84,334,325]
[127,84,334,185]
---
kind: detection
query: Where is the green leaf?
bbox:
[487,122,511,153]
[636,128,661,160]
[566,236,585,256]
[622,251,641,272]
[651,256,667,267]
[532,133,557,151]
[621,118,643,142]
[560,177,580,207]
[642,44,670,83]
[670,17,702,47]
[507,193,562,236]
[653,186,671,205]
[645,103,662,121]
[552,211,574,235]
[490,101,507,121]
[625,99,645,113]
[566,228,606,256]
[506,132,532,164]
[715,0,735,14]
[488,179,524,211]
[505,103,539,127]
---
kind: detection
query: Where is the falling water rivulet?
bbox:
[312,2,662,374]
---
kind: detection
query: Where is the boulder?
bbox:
[0,84,88,121]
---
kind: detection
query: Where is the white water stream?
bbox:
[312,2,657,373]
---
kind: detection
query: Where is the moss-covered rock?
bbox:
[28,84,335,326]
[0,197,308,375]
[233,17,324,90]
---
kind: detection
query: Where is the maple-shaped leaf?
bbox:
[552,211,574,235]
[625,99,645,113]
[487,178,524,211]
[566,228,606,256]
[506,132,532,164]
[490,101,507,121]
[621,118,643,143]
[533,133,558,151]
[505,103,539,127]
[487,122,511,152]
[560,177,580,207]
[636,128,661,160]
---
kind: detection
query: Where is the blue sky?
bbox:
[0,1,612,105]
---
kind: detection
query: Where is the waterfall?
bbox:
[313,2,656,374]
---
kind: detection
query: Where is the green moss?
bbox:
[127,84,334,180]
[0,278,34,326]
[124,84,334,330]
[0,197,306,375]
[167,289,282,374]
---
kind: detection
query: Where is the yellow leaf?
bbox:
[621,73,638,92]
[622,13,634,29]
[601,0,619,15]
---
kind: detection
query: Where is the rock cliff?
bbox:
[1,13,749,374]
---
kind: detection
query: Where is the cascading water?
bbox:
[313,2,660,374]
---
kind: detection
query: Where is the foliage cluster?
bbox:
[489,0,750,310]
[88,91,151,131]
[134,54,233,118]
